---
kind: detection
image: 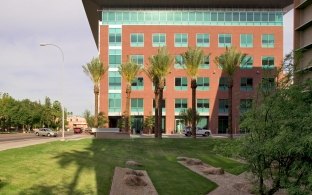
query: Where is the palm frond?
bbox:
[82,57,107,86]
[118,60,141,85]
[182,47,206,79]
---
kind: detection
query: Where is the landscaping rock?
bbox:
[126,160,142,166]
[126,169,144,176]
[124,175,147,186]
[186,158,203,165]
[202,167,225,175]
[177,156,189,161]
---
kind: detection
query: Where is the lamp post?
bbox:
[40,43,65,141]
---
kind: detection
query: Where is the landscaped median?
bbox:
[0,138,246,194]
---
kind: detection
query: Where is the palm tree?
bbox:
[214,47,248,138]
[118,60,141,133]
[147,47,173,138]
[144,65,160,137]
[181,47,205,139]
[82,57,107,128]
[179,108,201,127]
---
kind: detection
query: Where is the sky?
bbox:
[0,1,293,116]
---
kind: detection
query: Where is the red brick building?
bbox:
[83,0,293,134]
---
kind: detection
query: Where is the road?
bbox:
[0,131,92,151]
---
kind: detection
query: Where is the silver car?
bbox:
[35,128,58,137]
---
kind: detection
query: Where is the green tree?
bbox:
[240,81,312,195]
[179,108,200,127]
[82,57,107,128]
[147,47,173,138]
[143,114,155,134]
[214,47,248,138]
[83,110,107,128]
[181,47,205,139]
[118,60,141,133]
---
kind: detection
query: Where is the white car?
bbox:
[34,128,58,137]
[183,126,211,137]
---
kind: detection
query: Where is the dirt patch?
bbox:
[110,167,158,195]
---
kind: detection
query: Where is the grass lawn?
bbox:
[0,138,245,195]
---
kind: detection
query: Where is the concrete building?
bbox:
[83,0,293,134]
[294,0,312,82]
[67,115,88,130]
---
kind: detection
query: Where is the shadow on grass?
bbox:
[0,179,8,190]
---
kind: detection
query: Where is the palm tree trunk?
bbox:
[154,88,159,138]
[125,85,131,134]
[158,87,164,139]
[191,79,197,139]
[228,78,233,139]
[94,85,99,128]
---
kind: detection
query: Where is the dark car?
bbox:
[73,127,83,134]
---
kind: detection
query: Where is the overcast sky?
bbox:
[0,1,293,116]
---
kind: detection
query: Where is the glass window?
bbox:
[219,77,228,91]
[240,56,253,69]
[218,34,232,47]
[240,77,253,91]
[109,49,121,68]
[109,28,122,46]
[197,77,209,91]
[175,33,188,47]
[131,77,144,90]
[175,99,187,113]
[219,99,228,114]
[174,55,185,69]
[197,99,209,113]
[196,34,210,47]
[262,56,275,69]
[262,34,275,48]
[175,77,187,90]
[130,33,144,47]
[152,33,166,47]
[211,12,218,21]
[131,98,144,112]
[199,56,210,69]
[109,72,121,90]
[240,34,253,48]
[109,93,121,112]
[240,99,252,114]
[130,55,144,66]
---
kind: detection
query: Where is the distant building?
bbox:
[83,0,292,134]
[67,116,87,129]
[294,0,312,82]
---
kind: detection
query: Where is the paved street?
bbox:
[0,131,92,151]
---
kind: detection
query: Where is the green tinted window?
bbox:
[240,56,253,69]
[175,33,188,47]
[130,55,144,66]
[240,34,253,48]
[196,34,210,47]
[131,33,144,47]
[262,34,274,48]
[109,72,121,90]
[218,34,232,47]
[175,77,187,90]
[262,56,275,69]
[152,33,166,47]
[131,77,144,90]
[240,99,252,113]
[197,77,209,90]
[240,77,253,91]
[109,93,121,112]
[219,77,228,91]
[219,99,228,113]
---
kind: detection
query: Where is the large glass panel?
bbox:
[175,77,187,90]
[175,99,187,113]
[109,72,121,90]
[219,99,228,114]
[240,34,253,48]
[197,99,209,113]
[262,34,274,48]
[240,56,253,69]
[109,93,121,112]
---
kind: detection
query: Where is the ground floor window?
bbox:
[131,116,144,134]
[197,116,209,129]
[218,116,228,134]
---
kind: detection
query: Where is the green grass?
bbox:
[0,138,246,195]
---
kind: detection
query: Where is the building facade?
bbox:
[67,115,88,130]
[83,0,292,134]
[294,0,312,82]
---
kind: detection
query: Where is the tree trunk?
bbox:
[154,88,159,138]
[94,85,99,128]
[228,78,233,139]
[158,87,164,139]
[125,85,131,134]
[191,79,197,139]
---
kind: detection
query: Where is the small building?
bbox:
[67,115,88,130]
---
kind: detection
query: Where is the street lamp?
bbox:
[40,43,65,141]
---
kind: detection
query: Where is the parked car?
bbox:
[34,128,58,137]
[183,126,211,137]
[73,127,83,134]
